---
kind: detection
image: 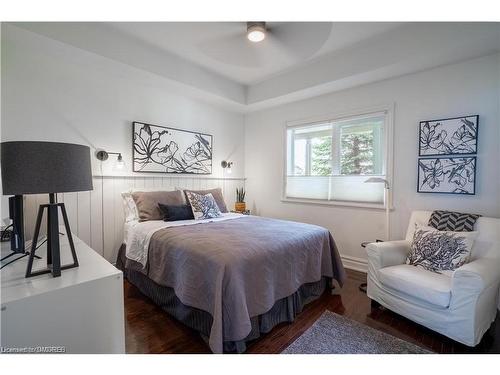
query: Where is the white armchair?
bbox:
[367,211,500,346]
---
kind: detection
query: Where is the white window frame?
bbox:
[282,104,394,210]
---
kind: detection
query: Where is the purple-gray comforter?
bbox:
[135,215,346,353]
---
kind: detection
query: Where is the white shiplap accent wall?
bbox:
[23,175,245,263]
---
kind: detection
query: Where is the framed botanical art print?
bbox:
[417,156,476,195]
[132,121,213,174]
[419,115,478,156]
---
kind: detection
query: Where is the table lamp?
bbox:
[1,141,93,277]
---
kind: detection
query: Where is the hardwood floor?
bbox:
[124,269,500,354]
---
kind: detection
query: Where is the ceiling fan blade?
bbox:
[263,33,298,61]
[196,22,333,71]
[197,30,266,68]
[268,22,332,59]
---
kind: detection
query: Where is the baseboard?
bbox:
[341,255,368,273]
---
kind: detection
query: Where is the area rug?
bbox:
[282,311,431,354]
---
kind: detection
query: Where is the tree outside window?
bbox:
[340,129,375,175]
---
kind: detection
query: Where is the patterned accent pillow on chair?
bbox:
[406,225,478,273]
[185,191,222,220]
[428,210,481,232]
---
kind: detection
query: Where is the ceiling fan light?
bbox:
[247,22,266,43]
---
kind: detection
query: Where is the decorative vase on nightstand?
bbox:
[235,187,246,212]
[235,202,246,212]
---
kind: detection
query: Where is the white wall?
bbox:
[1,24,245,222]
[2,23,500,269]
[245,53,500,268]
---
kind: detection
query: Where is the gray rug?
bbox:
[282,311,431,354]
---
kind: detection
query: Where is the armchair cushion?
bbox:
[379,265,452,308]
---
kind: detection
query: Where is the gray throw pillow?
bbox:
[132,190,184,221]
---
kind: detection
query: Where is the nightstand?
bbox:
[1,229,125,353]
[231,210,251,215]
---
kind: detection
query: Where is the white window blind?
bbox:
[285,112,388,205]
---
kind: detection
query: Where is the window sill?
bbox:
[281,197,392,211]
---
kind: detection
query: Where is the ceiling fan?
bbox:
[198,22,332,68]
[246,22,267,42]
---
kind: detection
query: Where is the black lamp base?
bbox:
[25,194,79,278]
[0,196,27,265]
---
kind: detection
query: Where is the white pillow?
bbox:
[121,191,139,223]
[406,224,478,274]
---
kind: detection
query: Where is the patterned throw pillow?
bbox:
[428,210,481,232]
[185,191,222,220]
[406,225,478,273]
[182,188,229,213]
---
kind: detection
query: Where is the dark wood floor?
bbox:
[124,269,500,354]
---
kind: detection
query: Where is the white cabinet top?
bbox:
[1,229,121,304]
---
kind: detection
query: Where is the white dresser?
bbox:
[1,229,125,353]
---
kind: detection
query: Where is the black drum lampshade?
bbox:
[1,141,93,278]
[1,141,93,195]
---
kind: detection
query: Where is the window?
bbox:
[285,110,391,206]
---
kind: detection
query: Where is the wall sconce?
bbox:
[95,150,125,170]
[221,160,233,174]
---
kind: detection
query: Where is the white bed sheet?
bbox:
[124,213,245,267]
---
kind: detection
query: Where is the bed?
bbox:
[117,198,346,353]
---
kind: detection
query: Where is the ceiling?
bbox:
[106,22,402,84]
[10,22,500,112]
